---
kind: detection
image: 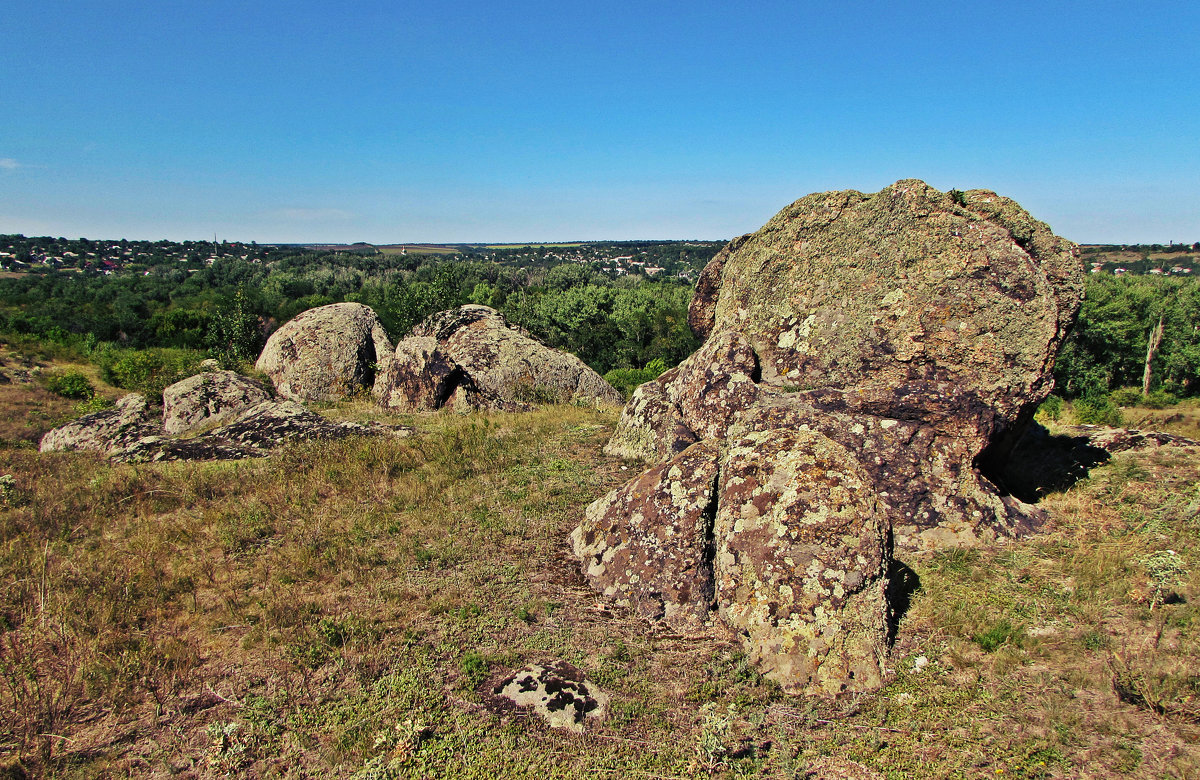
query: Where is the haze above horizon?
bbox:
[2,1,1197,245]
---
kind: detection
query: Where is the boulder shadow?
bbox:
[886,558,921,646]
[988,423,1111,503]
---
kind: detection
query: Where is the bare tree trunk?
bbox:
[1142,313,1165,397]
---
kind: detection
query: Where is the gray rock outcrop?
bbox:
[376,305,621,411]
[256,302,392,402]
[39,393,159,454]
[117,400,407,462]
[574,180,1084,695]
[162,369,271,434]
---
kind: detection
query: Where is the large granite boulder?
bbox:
[575,180,1083,695]
[255,302,392,402]
[377,305,621,411]
[162,370,271,434]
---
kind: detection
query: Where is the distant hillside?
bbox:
[1081,243,1198,277]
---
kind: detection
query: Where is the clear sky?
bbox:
[2,0,1197,244]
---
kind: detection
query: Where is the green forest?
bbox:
[1,236,1197,406]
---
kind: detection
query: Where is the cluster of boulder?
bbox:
[255,302,621,411]
[39,369,403,461]
[571,180,1086,696]
[44,178,1170,706]
[40,303,620,460]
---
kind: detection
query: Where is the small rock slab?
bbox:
[487,662,609,733]
[572,440,721,629]
[39,393,160,454]
[1060,425,1200,453]
[115,400,409,462]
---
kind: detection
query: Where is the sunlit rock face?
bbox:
[575,180,1084,695]
[377,305,621,412]
[256,302,393,402]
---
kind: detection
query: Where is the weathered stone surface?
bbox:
[603,376,697,461]
[715,429,888,695]
[256,302,392,402]
[378,305,621,412]
[116,400,408,462]
[1060,425,1200,453]
[574,180,1083,696]
[609,180,1082,547]
[666,330,761,441]
[728,390,1040,551]
[39,393,160,454]
[486,662,609,733]
[162,370,271,434]
[689,180,1081,429]
[375,336,476,412]
[571,441,720,629]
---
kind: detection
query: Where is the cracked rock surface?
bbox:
[575,179,1083,695]
[256,302,393,402]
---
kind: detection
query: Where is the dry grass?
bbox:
[1,369,1198,778]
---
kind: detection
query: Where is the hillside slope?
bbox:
[1,364,1198,778]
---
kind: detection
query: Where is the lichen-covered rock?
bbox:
[603,376,697,461]
[39,393,160,454]
[486,662,609,733]
[162,370,271,434]
[255,302,392,402]
[115,400,407,462]
[571,441,720,629]
[1059,425,1200,453]
[729,391,1040,551]
[378,305,621,412]
[665,330,761,441]
[573,180,1084,696]
[607,180,1082,547]
[690,179,1082,431]
[714,429,888,695]
[375,336,477,412]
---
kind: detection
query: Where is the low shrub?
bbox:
[1109,387,1143,407]
[1037,394,1065,422]
[604,358,669,399]
[1074,396,1123,427]
[43,370,95,400]
[93,345,205,402]
[1110,387,1179,409]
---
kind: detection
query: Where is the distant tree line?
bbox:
[0,250,703,376]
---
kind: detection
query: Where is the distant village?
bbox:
[0,235,721,281]
[2,234,1196,281]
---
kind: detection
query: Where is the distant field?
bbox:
[376,244,464,256]
[485,243,585,249]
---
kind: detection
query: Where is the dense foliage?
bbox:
[1054,274,1200,398]
[0,239,715,376]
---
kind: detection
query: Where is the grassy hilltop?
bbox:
[1,347,1198,779]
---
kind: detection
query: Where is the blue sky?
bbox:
[1,0,1197,244]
